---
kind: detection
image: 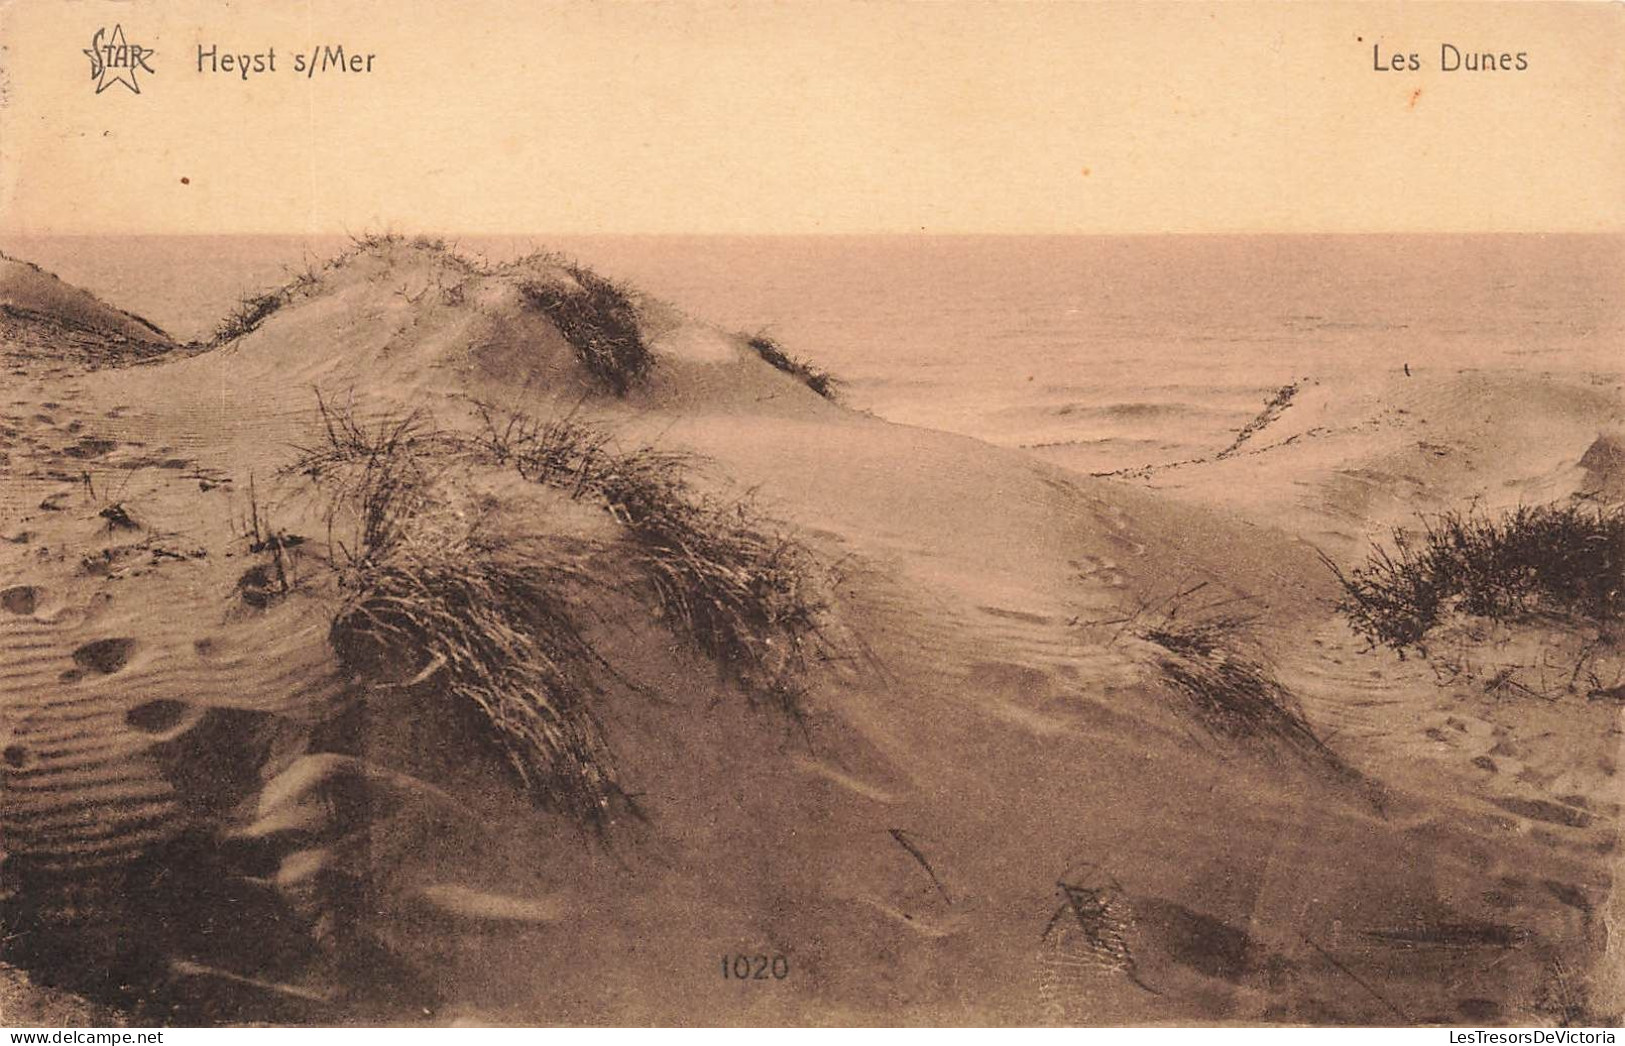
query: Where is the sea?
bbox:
[4,234,1620,473]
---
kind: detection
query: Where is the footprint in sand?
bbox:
[1073,555,1128,590]
[63,437,117,460]
[1,585,43,615]
[69,637,136,676]
[1036,864,1154,1021]
[125,699,191,734]
[1489,796,1593,830]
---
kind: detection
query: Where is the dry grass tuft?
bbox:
[1324,502,1625,656]
[1139,612,1338,767]
[474,404,830,716]
[290,396,622,827]
[518,266,653,395]
[329,549,618,824]
[212,289,293,345]
[283,391,830,826]
[746,334,839,400]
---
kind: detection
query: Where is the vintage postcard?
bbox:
[0,0,1621,1030]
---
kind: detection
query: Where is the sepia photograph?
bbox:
[0,0,1621,1031]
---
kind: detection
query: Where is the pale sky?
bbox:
[1,0,1620,235]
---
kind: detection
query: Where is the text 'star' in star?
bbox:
[85,25,155,94]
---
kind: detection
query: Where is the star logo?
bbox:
[84,25,155,95]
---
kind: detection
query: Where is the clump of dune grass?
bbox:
[473,403,828,716]
[290,392,450,492]
[290,397,621,827]
[209,254,338,346]
[330,547,619,824]
[747,334,839,401]
[343,230,453,255]
[472,406,620,487]
[518,265,652,395]
[619,484,825,716]
[1324,502,1625,656]
[1137,611,1339,767]
[212,289,293,345]
[347,230,404,252]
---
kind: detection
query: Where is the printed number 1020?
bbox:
[722,954,789,980]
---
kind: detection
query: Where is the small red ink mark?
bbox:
[180,176,190,185]
[1080,166,1091,177]
[1408,88,1422,109]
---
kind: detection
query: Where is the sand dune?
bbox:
[1,254,173,365]
[2,238,1619,1026]
[1067,366,1624,557]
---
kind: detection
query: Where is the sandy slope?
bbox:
[1067,366,1625,554]
[1,255,172,354]
[1,240,1619,1026]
